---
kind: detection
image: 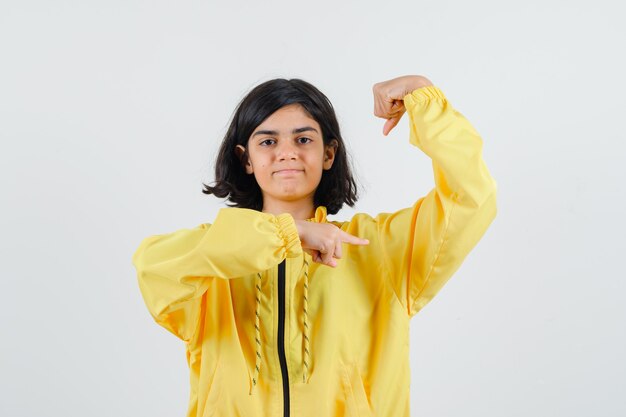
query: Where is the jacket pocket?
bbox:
[340,361,374,417]
[202,361,224,417]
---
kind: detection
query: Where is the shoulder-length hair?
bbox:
[202,78,359,215]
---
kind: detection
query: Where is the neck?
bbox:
[262,198,316,220]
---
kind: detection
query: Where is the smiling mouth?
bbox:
[275,169,303,175]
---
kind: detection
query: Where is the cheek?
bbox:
[250,155,268,172]
[307,164,324,183]
[257,162,274,181]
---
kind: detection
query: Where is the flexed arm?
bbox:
[371,75,498,318]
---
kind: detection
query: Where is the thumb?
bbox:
[383,116,401,136]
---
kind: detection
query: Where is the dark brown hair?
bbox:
[202,78,359,215]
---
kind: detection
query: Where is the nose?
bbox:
[277,140,298,160]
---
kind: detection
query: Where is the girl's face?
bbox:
[235,103,337,207]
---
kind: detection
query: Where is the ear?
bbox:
[235,144,254,174]
[323,139,338,170]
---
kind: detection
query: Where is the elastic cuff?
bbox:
[276,213,303,258]
[403,85,447,108]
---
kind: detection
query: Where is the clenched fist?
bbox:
[372,75,434,136]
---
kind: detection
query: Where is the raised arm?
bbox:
[368,79,497,318]
[131,208,302,341]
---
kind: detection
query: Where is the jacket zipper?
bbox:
[277,259,290,417]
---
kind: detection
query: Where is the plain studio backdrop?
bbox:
[1,0,624,416]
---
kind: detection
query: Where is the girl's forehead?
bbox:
[254,105,320,132]
[268,103,312,120]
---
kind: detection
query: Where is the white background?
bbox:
[1,0,624,416]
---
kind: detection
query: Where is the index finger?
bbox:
[339,230,370,245]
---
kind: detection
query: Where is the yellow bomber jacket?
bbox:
[131,85,498,417]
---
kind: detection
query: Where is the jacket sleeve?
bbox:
[131,208,303,341]
[372,84,498,318]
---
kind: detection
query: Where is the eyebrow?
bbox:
[252,126,319,137]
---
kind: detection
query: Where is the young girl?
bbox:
[132,75,497,417]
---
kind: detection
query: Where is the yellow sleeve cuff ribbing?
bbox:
[276,213,303,258]
[403,85,447,108]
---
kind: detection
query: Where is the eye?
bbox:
[260,139,276,146]
[298,137,312,144]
